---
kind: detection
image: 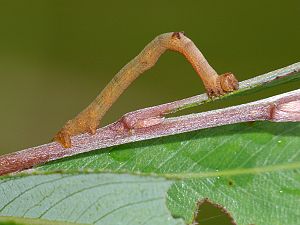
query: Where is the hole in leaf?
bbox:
[192,198,236,225]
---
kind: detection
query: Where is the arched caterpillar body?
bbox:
[54,32,239,147]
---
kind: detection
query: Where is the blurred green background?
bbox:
[0,1,299,224]
[0,0,299,155]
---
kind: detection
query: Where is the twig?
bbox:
[104,62,300,129]
[0,73,299,175]
[54,32,238,148]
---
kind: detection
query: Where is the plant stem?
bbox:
[100,62,300,130]
[0,82,299,175]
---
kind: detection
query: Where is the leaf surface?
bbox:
[39,122,300,225]
[0,173,183,225]
[0,216,87,225]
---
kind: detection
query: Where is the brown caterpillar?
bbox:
[54,32,239,148]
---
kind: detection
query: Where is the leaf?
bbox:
[0,216,86,225]
[38,122,300,225]
[0,173,184,225]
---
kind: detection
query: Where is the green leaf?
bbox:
[0,216,86,225]
[39,122,300,225]
[0,173,184,225]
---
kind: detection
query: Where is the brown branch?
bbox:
[89,62,300,130]
[54,32,238,148]
[0,88,300,176]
